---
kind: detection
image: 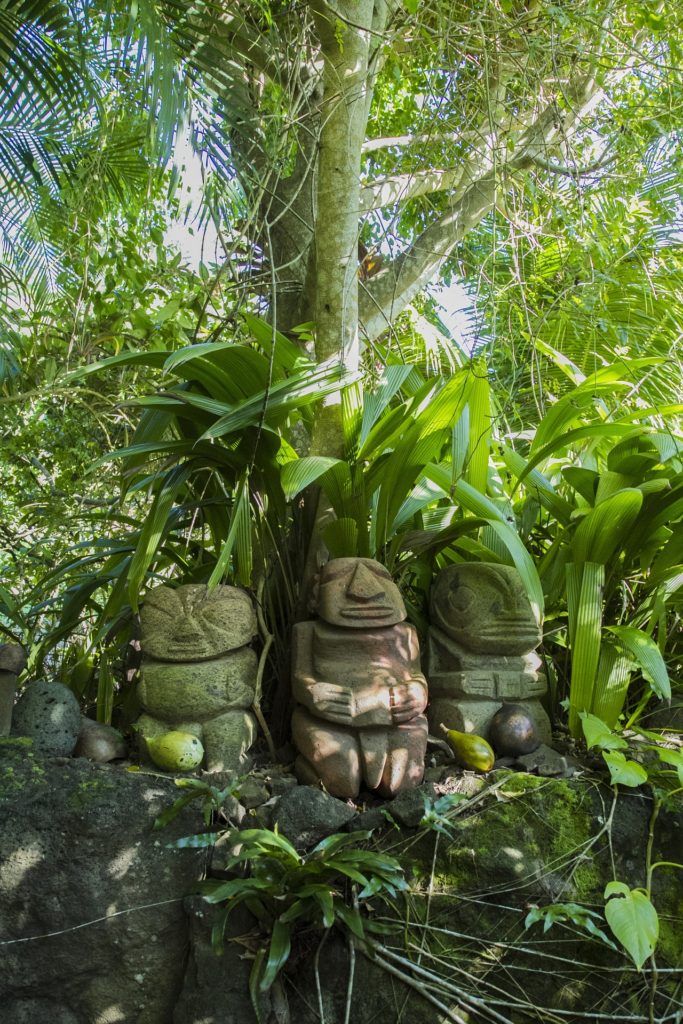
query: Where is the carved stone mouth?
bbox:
[340,607,394,618]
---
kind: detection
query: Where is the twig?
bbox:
[314,927,330,1023]
[253,577,277,761]
[364,946,470,1024]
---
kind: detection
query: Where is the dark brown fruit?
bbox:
[489,704,540,756]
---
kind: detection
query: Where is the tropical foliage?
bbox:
[0,1,681,746]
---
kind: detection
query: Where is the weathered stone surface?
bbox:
[173,899,269,1024]
[0,642,27,674]
[292,558,428,799]
[135,583,259,773]
[0,669,19,736]
[514,742,578,777]
[238,776,270,808]
[0,740,204,1024]
[140,584,256,661]
[282,774,683,1024]
[272,784,355,849]
[138,648,258,719]
[386,782,437,827]
[428,563,551,743]
[11,681,81,756]
[74,717,128,763]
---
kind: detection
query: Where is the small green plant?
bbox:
[418,792,469,838]
[152,775,243,831]
[182,827,407,1016]
[580,711,683,793]
[524,902,616,950]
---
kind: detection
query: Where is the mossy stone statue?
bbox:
[135,584,258,772]
[427,563,551,744]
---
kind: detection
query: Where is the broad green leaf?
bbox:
[532,383,631,455]
[580,712,628,751]
[374,371,472,548]
[464,358,491,494]
[518,424,640,484]
[95,651,114,725]
[281,457,346,501]
[590,643,633,727]
[259,919,292,992]
[200,362,353,440]
[450,476,544,621]
[314,890,335,929]
[359,365,414,447]
[606,626,671,700]
[602,751,648,788]
[322,517,361,558]
[656,748,683,785]
[567,562,604,738]
[500,444,572,522]
[62,349,170,382]
[309,831,373,858]
[207,474,251,588]
[127,464,191,611]
[249,948,266,1024]
[571,489,643,565]
[604,886,658,968]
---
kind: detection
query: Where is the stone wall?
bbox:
[0,739,205,1024]
[1,740,681,1024]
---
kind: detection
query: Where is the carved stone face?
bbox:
[315,558,406,628]
[140,585,256,662]
[430,564,541,655]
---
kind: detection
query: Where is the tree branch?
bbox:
[360,170,497,341]
[360,71,604,342]
[360,167,465,211]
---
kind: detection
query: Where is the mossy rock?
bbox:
[280,773,682,1024]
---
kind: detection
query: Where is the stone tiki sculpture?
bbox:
[291,558,428,800]
[136,584,258,772]
[427,563,551,744]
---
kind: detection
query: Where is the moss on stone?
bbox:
[0,738,46,795]
[68,776,118,810]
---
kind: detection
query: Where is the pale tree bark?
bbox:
[307,0,378,457]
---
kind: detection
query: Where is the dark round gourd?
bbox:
[489,704,540,756]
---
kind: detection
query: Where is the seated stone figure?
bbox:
[427,563,551,743]
[291,558,428,800]
[136,584,258,772]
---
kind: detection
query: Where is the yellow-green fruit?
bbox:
[439,724,495,772]
[147,731,204,771]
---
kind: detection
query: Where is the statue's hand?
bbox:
[390,680,427,723]
[309,682,355,725]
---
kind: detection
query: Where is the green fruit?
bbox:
[439,723,495,772]
[147,731,204,771]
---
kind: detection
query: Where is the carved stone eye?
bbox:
[450,584,475,612]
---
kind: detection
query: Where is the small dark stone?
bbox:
[250,796,280,830]
[267,773,299,797]
[272,786,355,849]
[514,743,578,778]
[490,704,541,756]
[386,783,437,828]
[347,806,387,833]
[238,777,270,809]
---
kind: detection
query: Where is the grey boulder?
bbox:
[11,680,81,756]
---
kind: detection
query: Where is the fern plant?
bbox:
[172,827,407,1016]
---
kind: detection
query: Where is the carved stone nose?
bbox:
[174,617,203,642]
[346,563,385,602]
